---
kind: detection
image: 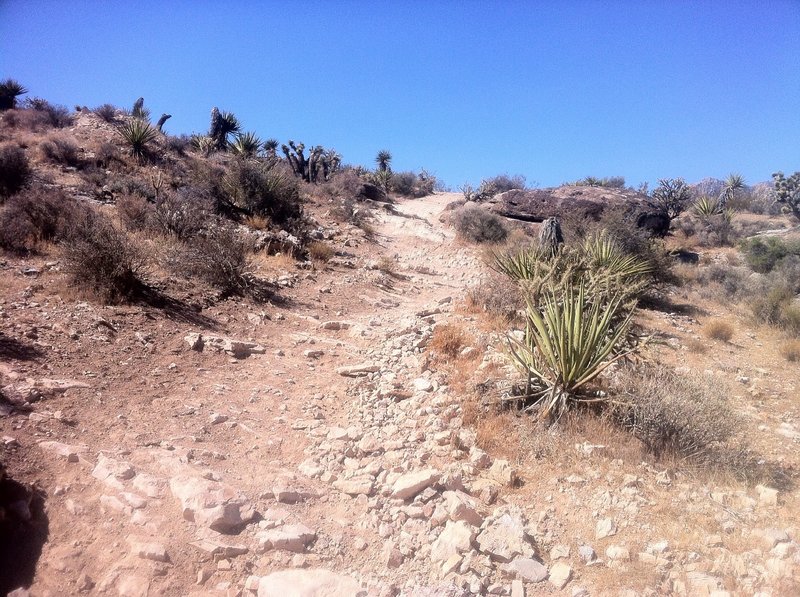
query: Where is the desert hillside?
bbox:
[1,94,799,597]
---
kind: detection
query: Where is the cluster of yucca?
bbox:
[495,231,652,419]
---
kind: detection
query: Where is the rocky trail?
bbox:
[2,192,799,597]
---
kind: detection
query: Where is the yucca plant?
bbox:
[118,119,158,160]
[209,107,241,150]
[230,131,263,158]
[582,231,654,279]
[693,196,722,218]
[0,79,28,111]
[509,282,636,420]
[190,134,215,157]
[376,150,392,172]
[720,173,745,207]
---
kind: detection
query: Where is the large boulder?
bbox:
[481,186,670,236]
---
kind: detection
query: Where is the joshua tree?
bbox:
[772,171,800,221]
[131,97,150,121]
[0,79,28,111]
[720,173,745,207]
[156,113,172,132]
[208,107,241,151]
[282,141,339,183]
[539,217,564,255]
[651,177,691,221]
[263,138,279,158]
[376,150,392,173]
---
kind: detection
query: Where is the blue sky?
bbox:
[2,1,798,189]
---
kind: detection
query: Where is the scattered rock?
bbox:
[391,469,440,500]
[257,569,360,597]
[548,562,573,589]
[169,475,255,532]
[258,524,316,553]
[505,557,548,583]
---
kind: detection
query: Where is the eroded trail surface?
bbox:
[3,194,520,596]
[4,192,800,597]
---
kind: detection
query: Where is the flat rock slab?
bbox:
[258,524,316,552]
[257,569,361,597]
[169,474,255,532]
[477,511,535,563]
[336,363,380,377]
[391,469,440,500]
[506,557,548,583]
[430,520,477,562]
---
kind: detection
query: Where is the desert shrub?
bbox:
[93,104,118,122]
[39,134,81,167]
[750,284,797,328]
[165,134,191,155]
[61,208,148,303]
[327,169,365,200]
[222,159,301,225]
[168,225,256,297]
[389,170,437,198]
[0,144,30,197]
[152,189,212,239]
[780,339,800,362]
[453,203,508,243]
[429,323,471,358]
[613,365,737,460]
[742,236,800,273]
[702,319,734,342]
[94,142,121,168]
[483,173,526,194]
[117,194,153,231]
[466,272,525,322]
[0,186,74,252]
[107,175,154,200]
[574,176,626,188]
[307,241,334,263]
[22,98,73,128]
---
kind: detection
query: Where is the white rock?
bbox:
[257,569,360,597]
[391,469,440,500]
[169,475,255,532]
[258,524,316,553]
[549,562,573,589]
[595,517,617,539]
[505,557,547,583]
[430,520,477,562]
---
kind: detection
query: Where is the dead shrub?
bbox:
[152,189,212,240]
[22,98,73,128]
[0,186,75,253]
[612,366,737,461]
[93,104,118,123]
[465,271,523,323]
[702,319,734,342]
[0,143,30,197]
[94,142,121,168]
[429,323,471,359]
[779,339,800,362]
[117,194,153,231]
[39,134,81,167]
[452,203,508,244]
[307,241,335,263]
[62,208,148,303]
[168,225,264,299]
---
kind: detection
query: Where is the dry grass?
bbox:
[428,323,472,359]
[779,339,800,362]
[702,318,734,342]
[686,338,709,353]
[244,214,270,230]
[307,241,335,263]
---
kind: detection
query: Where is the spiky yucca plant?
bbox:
[582,231,654,279]
[118,119,158,159]
[509,282,635,420]
[693,196,722,217]
[230,131,263,158]
[0,79,28,111]
[376,150,392,172]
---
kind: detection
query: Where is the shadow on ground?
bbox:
[0,467,49,595]
[0,334,43,362]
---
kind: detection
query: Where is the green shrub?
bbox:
[742,236,800,273]
[0,144,30,197]
[62,208,148,303]
[222,159,301,225]
[453,203,508,243]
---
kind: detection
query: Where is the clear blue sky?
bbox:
[2,1,798,189]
